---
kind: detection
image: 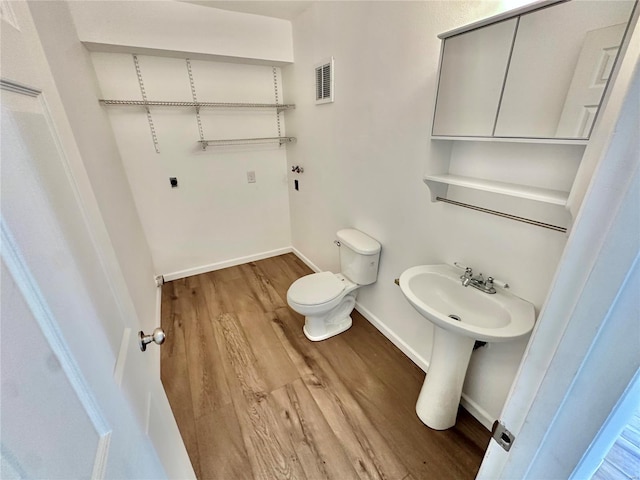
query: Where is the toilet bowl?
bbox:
[287,272,359,341]
[286,229,381,341]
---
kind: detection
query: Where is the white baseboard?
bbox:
[162,247,293,281]
[354,302,430,373]
[460,393,494,431]
[291,247,321,273]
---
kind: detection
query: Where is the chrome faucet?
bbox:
[469,273,497,294]
[456,263,508,294]
[460,267,473,287]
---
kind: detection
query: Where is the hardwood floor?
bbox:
[161,253,491,479]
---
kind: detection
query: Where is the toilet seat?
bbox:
[287,271,358,341]
[287,271,345,306]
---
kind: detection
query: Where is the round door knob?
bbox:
[139,327,166,352]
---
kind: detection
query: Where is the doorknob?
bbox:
[138,328,166,352]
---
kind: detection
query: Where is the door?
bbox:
[555,23,627,138]
[0,1,193,477]
[0,68,166,480]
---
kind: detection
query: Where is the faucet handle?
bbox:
[487,277,509,289]
[454,262,473,285]
[461,267,473,284]
[454,262,473,275]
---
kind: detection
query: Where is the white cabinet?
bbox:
[432,19,517,137]
[432,0,634,141]
[426,0,636,231]
[494,0,633,139]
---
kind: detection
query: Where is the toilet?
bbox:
[287,229,381,341]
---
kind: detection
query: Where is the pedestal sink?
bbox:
[399,264,535,430]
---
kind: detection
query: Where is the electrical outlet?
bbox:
[247,171,256,183]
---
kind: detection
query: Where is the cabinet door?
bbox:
[432,18,517,137]
[494,0,634,139]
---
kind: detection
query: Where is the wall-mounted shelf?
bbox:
[199,136,296,149]
[99,99,296,113]
[423,174,569,206]
[99,57,295,153]
[423,174,568,233]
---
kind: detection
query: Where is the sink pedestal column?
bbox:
[416,326,475,430]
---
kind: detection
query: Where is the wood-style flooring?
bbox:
[160,253,490,480]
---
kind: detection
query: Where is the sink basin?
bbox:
[399,264,534,342]
[399,264,535,430]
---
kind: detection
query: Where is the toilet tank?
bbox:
[336,229,381,285]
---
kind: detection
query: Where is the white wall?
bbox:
[283,1,580,427]
[68,1,293,65]
[91,53,292,278]
[27,1,157,344]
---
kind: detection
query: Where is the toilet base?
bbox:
[303,315,353,342]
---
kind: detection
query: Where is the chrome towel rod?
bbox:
[199,137,296,149]
[435,196,567,233]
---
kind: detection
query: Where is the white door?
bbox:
[555,23,627,138]
[0,2,192,478]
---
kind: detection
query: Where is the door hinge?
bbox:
[155,275,165,287]
[492,420,515,452]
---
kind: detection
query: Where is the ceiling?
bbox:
[183,1,313,20]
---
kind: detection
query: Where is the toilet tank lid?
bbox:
[336,229,381,255]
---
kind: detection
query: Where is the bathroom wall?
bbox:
[68,0,293,65]
[27,1,158,340]
[283,1,579,427]
[69,1,295,278]
[91,53,293,277]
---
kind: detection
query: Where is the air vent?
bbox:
[315,57,334,104]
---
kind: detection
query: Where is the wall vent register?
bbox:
[315,57,334,104]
